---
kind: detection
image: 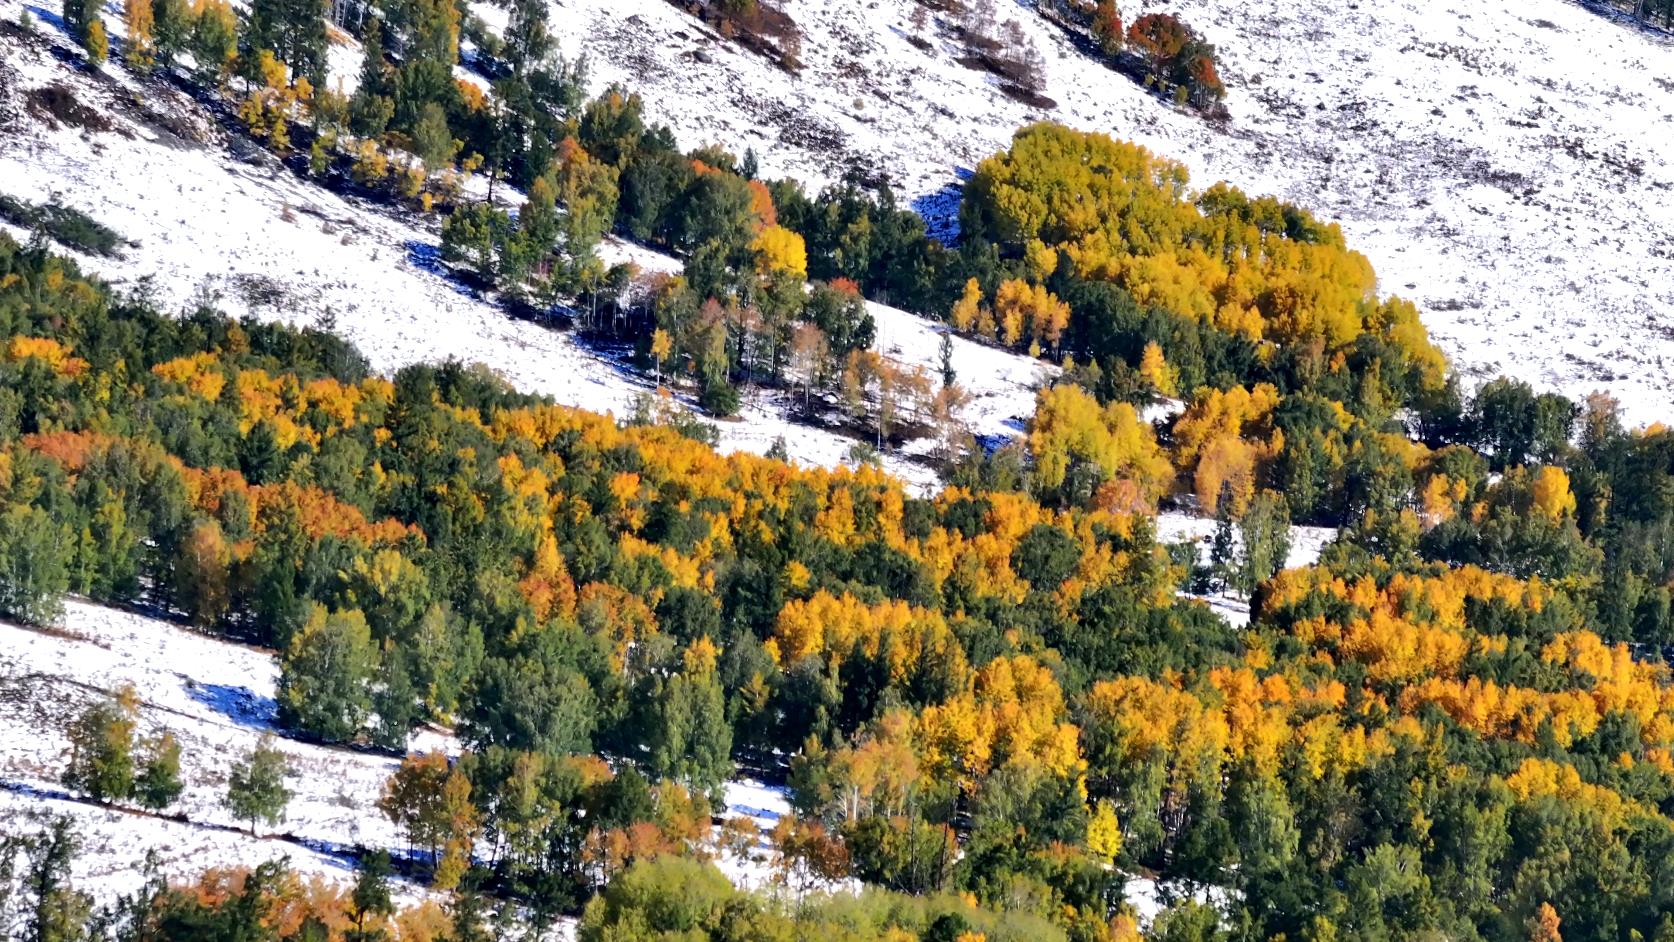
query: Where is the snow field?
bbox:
[544,0,1674,424]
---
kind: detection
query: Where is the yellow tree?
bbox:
[752,224,808,279]
[124,0,155,68]
[1029,384,1171,505]
[950,278,983,332]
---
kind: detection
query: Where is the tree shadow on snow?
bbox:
[911,168,971,246]
[24,4,67,35]
[404,240,480,301]
[182,679,277,730]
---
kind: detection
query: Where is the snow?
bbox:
[541,0,1674,424]
[0,15,1067,495]
[0,599,433,904]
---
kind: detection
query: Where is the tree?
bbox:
[349,848,395,936]
[85,17,108,65]
[62,0,92,42]
[225,736,292,835]
[379,752,479,888]
[277,604,376,742]
[124,0,156,68]
[1028,384,1171,507]
[1529,902,1562,942]
[24,818,91,942]
[61,688,138,805]
[411,102,456,171]
[245,0,328,84]
[1087,799,1123,862]
[650,329,673,384]
[189,0,238,80]
[1236,491,1291,598]
[647,639,733,798]
[135,731,183,811]
[0,504,71,626]
[1126,13,1190,86]
[174,518,231,628]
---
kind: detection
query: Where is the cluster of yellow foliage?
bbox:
[1171,383,1286,514]
[6,336,89,377]
[967,123,1446,380]
[1029,385,1171,506]
[948,278,1071,357]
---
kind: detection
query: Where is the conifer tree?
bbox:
[277,604,376,743]
[135,731,184,811]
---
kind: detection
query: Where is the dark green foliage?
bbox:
[0,195,125,258]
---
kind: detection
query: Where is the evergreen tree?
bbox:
[648,641,733,799]
[24,819,91,942]
[0,504,70,627]
[225,736,292,835]
[411,102,456,171]
[277,604,376,742]
[135,731,184,811]
[348,848,394,939]
[245,0,327,83]
[61,0,92,43]
[1208,480,1237,594]
[152,0,190,66]
[1236,491,1292,599]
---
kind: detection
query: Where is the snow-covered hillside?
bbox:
[0,599,828,910]
[0,14,1048,494]
[550,0,1674,422]
[0,600,429,902]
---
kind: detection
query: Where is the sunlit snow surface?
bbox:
[547,0,1674,423]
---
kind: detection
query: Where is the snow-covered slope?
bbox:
[0,17,1046,494]
[550,0,1674,422]
[0,600,430,902]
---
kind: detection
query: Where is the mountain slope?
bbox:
[550,0,1674,420]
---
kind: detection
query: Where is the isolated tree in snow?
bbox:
[277,603,376,743]
[225,735,292,835]
[61,686,139,805]
[135,731,184,811]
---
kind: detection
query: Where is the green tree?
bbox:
[0,504,70,626]
[411,103,456,171]
[1236,490,1291,598]
[24,818,91,942]
[135,731,184,811]
[244,0,328,83]
[61,688,138,805]
[648,641,733,798]
[277,604,376,742]
[348,848,394,939]
[225,736,292,835]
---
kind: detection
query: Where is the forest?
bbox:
[8,0,1674,939]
